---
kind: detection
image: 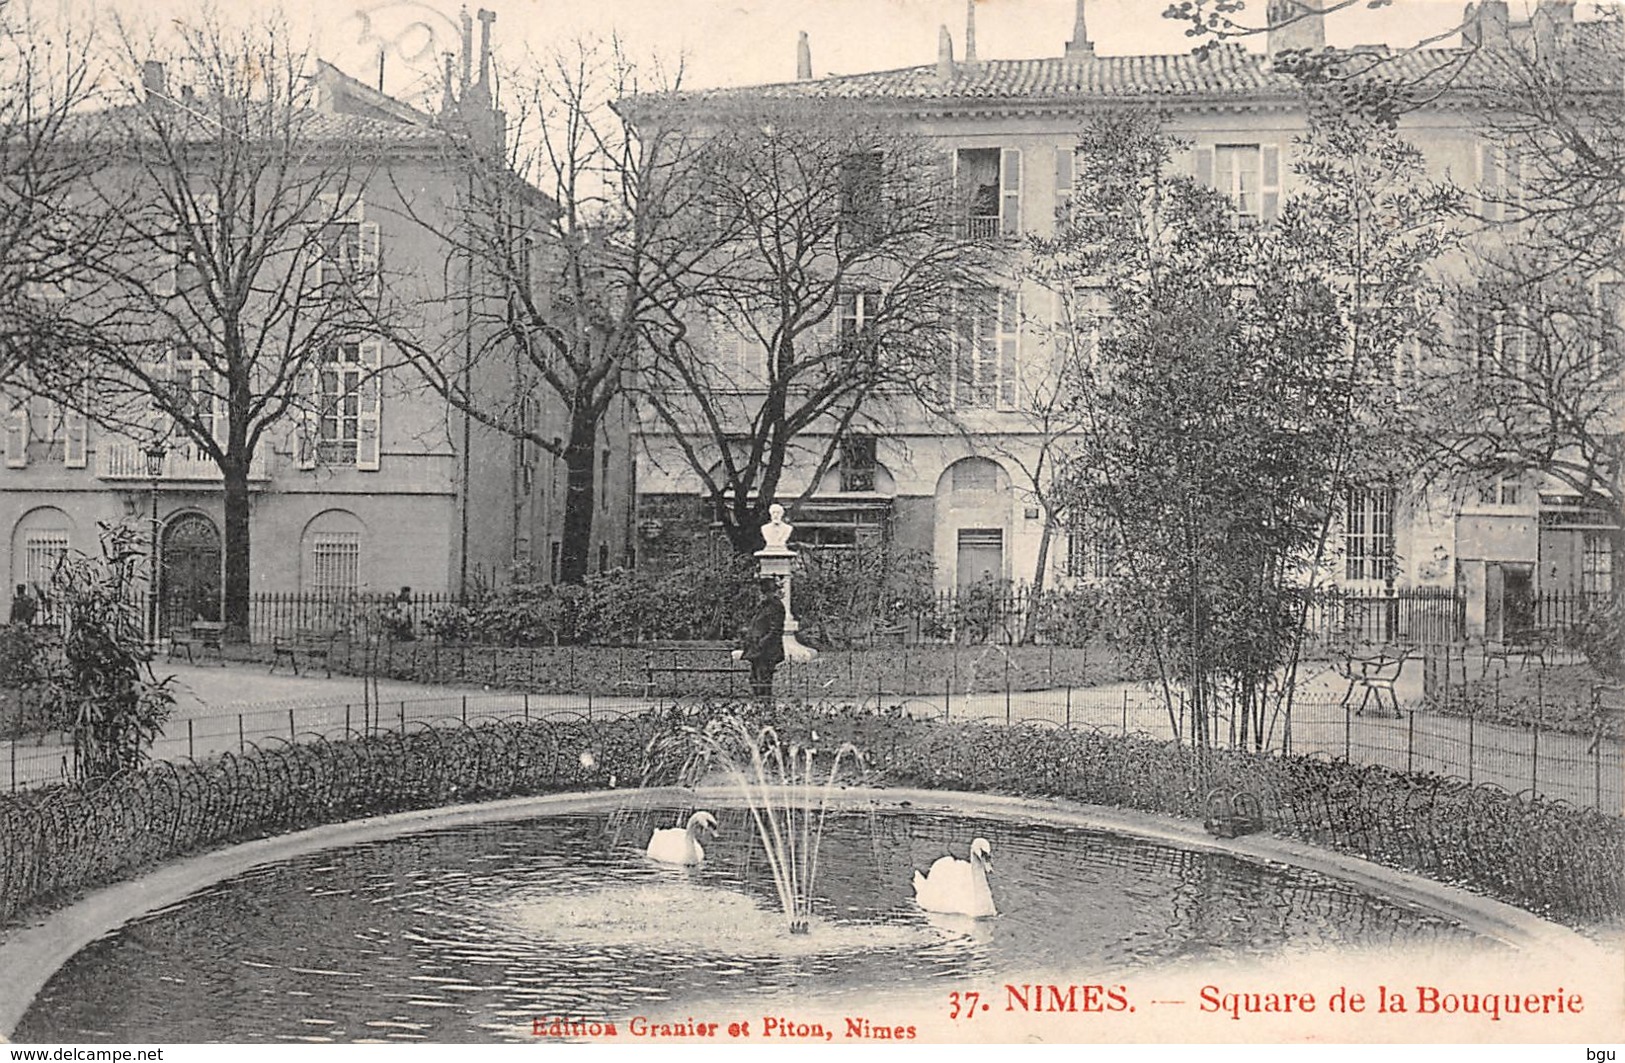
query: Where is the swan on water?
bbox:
[646,811,718,865]
[912,838,996,917]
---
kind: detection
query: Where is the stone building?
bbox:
[631,0,1619,641]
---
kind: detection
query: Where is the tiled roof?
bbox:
[61,104,448,147]
[669,21,1620,109]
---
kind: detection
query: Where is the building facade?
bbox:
[632,0,1620,641]
[1,45,634,635]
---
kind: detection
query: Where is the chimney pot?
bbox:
[141,60,167,103]
[796,31,812,80]
[477,9,495,91]
[1065,0,1094,58]
[1267,0,1326,62]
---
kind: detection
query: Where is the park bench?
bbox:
[1481,629,1548,675]
[168,620,227,665]
[642,648,750,698]
[270,627,344,677]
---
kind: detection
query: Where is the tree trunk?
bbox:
[1021,520,1055,646]
[558,406,598,584]
[222,459,251,643]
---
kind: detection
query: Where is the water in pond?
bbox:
[17,809,1496,1043]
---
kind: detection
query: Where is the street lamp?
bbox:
[145,443,166,650]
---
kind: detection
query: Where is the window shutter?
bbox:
[1054,146,1074,225]
[5,402,28,468]
[360,221,381,297]
[998,290,1021,410]
[210,373,227,452]
[1261,143,1282,223]
[356,341,382,471]
[1000,147,1023,236]
[1478,142,1501,221]
[298,369,318,470]
[155,231,177,297]
[1195,146,1215,188]
[64,406,87,468]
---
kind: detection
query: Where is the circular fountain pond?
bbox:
[13,796,1511,1043]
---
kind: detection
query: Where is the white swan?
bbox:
[912,838,996,917]
[646,811,718,865]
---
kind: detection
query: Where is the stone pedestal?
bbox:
[756,504,817,662]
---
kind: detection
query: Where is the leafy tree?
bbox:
[42,522,175,782]
[1038,106,1455,749]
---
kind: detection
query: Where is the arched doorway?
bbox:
[160,513,221,634]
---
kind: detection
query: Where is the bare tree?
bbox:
[637,101,991,553]
[29,18,396,639]
[0,12,102,387]
[1409,15,1622,659]
[381,37,718,583]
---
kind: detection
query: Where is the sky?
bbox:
[23,0,1586,110]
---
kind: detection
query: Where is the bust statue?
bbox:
[760,504,793,550]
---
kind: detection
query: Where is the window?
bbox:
[549,540,562,583]
[517,391,539,489]
[838,290,881,344]
[1066,527,1115,580]
[601,448,611,512]
[1477,475,1521,507]
[955,147,1021,238]
[170,345,219,459]
[838,434,876,492]
[317,343,362,465]
[598,542,610,573]
[313,195,380,295]
[309,533,360,596]
[952,457,999,493]
[1197,143,1281,226]
[953,289,1020,410]
[1344,487,1395,582]
[307,341,381,470]
[1582,532,1614,595]
[1476,142,1522,223]
[23,531,68,593]
[838,151,884,245]
[709,314,765,388]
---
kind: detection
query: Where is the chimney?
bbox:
[459,6,473,91]
[1266,0,1326,63]
[442,51,456,112]
[141,60,167,104]
[1466,0,1510,45]
[965,0,978,64]
[1065,0,1094,58]
[937,25,955,80]
[1532,0,1575,51]
[477,9,495,91]
[796,31,812,80]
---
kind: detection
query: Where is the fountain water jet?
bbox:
[676,716,863,934]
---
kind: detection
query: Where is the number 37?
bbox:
[948,990,982,1020]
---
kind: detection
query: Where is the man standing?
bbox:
[9,584,36,627]
[736,578,785,702]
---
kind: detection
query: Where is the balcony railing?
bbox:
[97,440,269,481]
[963,215,1001,240]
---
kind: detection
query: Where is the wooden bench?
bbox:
[1481,630,1548,675]
[270,628,343,677]
[168,620,227,665]
[643,660,750,698]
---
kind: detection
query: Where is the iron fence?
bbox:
[2,700,1619,930]
[5,682,1619,814]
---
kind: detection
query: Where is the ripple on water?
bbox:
[494,879,940,957]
